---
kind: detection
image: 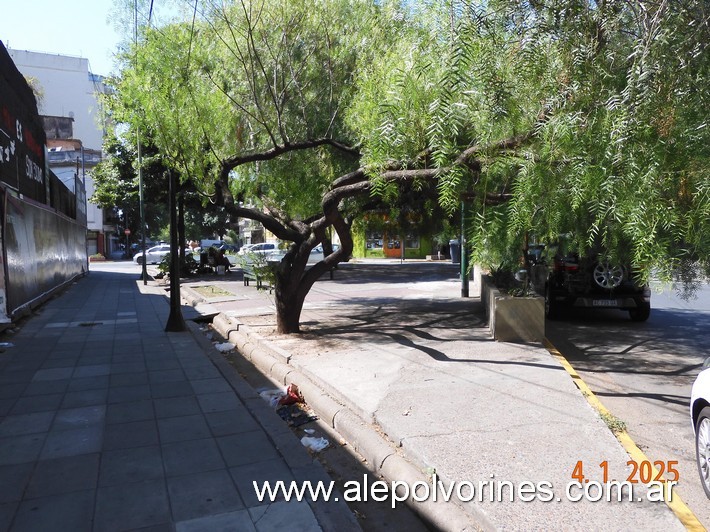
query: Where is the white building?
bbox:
[6,48,112,256]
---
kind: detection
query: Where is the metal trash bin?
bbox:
[449,239,461,263]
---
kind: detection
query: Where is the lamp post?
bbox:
[460,192,475,298]
[165,169,186,332]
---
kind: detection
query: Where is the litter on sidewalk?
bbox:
[214,342,235,353]
[301,436,329,452]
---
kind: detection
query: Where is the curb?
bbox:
[211,312,493,532]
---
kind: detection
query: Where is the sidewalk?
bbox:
[175,259,686,531]
[0,267,359,531]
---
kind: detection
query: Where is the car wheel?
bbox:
[545,283,560,319]
[593,262,624,289]
[629,302,651,322]
[136,256,144,265]
[696,406,710,498]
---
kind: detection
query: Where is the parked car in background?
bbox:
[269,243,342,264]
[691,358,710,498]
[217,243,240,253]
[237,242,277,256]
[133,244,192,265]
[529,237,651,321]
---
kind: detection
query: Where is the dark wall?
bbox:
[4,193,87,317]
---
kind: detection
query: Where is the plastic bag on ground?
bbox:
[301,436,329,452]
[214,342,234,353]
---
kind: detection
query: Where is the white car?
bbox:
[237,243,277,256]
[690,358,710,498]
[134,244,192,265]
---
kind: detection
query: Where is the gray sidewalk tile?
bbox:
[190,378,233,395]
[184,365,222,380]
[149,369,186,383]
[197,392,241,414]
[103,419,159,450]
[10,394,64,415]
[0,384,26,400]
[0,434,45,465]
[22,380,69,396]
[248,501,321,532]
[157,414,212,443]
[94,479,171,531]
[0,463,34,503]
[40,426,103,459]
[154,396,201,419]
[52,405,105,431]
[31,368,73,382]
[151,380,194,399]
[216,431,280,468]
[230,459,295,507]
[107,384,152,404]
[162,438,226,477]
[167,470,244,522]
[110,362,147,375]
[11,490,95,532]
[61,389,109,409]
[72,364,111,378]
[175,509,256,532]
[105,399,154,424]
[67,375,110,392]
[0,412,54,437]
[24,454,99,499]
[99,446,164,486]
[205,409,260,437]
[0,503,17,531]
[110,371,149,387]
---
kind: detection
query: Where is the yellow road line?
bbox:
[544,339,706,532]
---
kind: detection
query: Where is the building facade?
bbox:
[7,48,112,256]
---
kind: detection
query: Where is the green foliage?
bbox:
[109,0,710,289]
[157,252,198,277]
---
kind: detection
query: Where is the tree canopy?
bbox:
[103,0,710,330]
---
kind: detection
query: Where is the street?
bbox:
[546,281,710,527]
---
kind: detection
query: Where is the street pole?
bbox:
[460,195,471,298]
[138,136,148,284]
[165,170,186,332]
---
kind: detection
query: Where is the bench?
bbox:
[242,263,273,292]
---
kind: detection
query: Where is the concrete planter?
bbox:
[481,274,544,344]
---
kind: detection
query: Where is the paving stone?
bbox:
[230,459,295,508]
[52,405,106,431]
[105,399,154,424]
[99,446,164,486]
[22,380,69,396]
[24,454,99,499]
[197,392,241,414]
[204,409,260,437]
[248,500,321,532]
[10,394,64,415]
[162,438,226,477]
[0,463,34,503]
[0,434,45,465]
[167,470,244,521]
[108,384,152,404]
[95,479,171,531]
[175,510,256,532]
[0,412,54,437]
[153,396,201,419]
[216,431,280,468]
[40,427,103,459]
[150,380,194,399]
[157,414,212,443]
[61,388,108,409]
[103,419,159,450]
[190,378,233,395]
[67,375,110,392]
[11,490,95,532]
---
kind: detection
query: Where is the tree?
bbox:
[108,0,710,332]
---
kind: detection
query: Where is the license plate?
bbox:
[592,299,618,307]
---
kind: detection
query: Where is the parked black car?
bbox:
[530,239,651,321]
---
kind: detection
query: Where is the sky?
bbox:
[0,0,178,77]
